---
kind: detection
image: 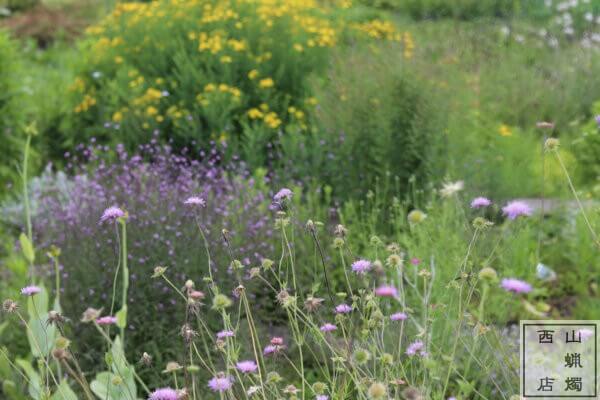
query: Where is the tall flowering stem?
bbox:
[118,217,129,344]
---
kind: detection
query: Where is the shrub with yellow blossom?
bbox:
[63,0,403,158]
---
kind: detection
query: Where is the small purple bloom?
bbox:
[273,188,293,202]
[500,278,532,294]
[470,197,491,209]
[374,285,398,297]
[236,360,258,373]
[502,201,532,220]
[183,196,206,207]
[208,375,233,392]
[410,258,420,266]
[148,387,178,400]
[406,340,424,356]
[217,330,235,339]
[96,316,117,325]
[21,285,41,296]
[351,259,371,274]
[320,323,337,332]
[99,206,125,224]
[595,115,600,127]
[335,303,352,314]
[390,312,408,321]
[316,396,329,400]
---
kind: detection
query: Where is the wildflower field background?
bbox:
[2,0,600,399]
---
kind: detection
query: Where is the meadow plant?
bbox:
[58,0,406,161]
[4,139,275,372]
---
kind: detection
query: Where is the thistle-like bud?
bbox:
[212,294,233,310]
[162,361,182,374]
[478,267,498,282]
[266,371,282,384]
[304,296,324,313]
[151,265,167,278]
[367,382,387,399]
[230,259,243,271]
[47,310,66,325]
[52,348,68,361]
[261,258,274,270]
[55,336,70,350]
[472,217,493,230]
[333,237,345,249]
[353,348,371,365]
[187,364,200,374]
[180,324,197,343]
[248,267,261,279]
[311,382,327,394]
[544,137,560,152]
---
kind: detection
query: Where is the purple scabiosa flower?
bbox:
[320,323,337,332]
[502,201,532,220]
[410,258,420,266]
[273,188,293,202]
[263,345,278,355]
[470,197,491,209]
[216,330,234,339]
[390,312,408,321]
[96,316,117,325]
[148,387,178,400]
[351,259,372,274]
[99,206,125,224]
[183,196,206,207]
[578,328,594,341]
[208,374,233,392]
[500,278,532,294]
[236,360,258,373]
[406,340,424,356]
[374,285,398,298]
[21,285,41,296]
[335,303,352,314]
[316,396,329,400]
[595,115,600,127]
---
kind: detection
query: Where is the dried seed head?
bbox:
[401,387,424,400]
[536,121,555,129]
[180,324,197,343]
[248,267,261,279]
[81,307,102,323]
[47,310,66,325]
[2,299,18,313]
[140,352,153,366]
[162,361,182,374]
[233,285,245,297]
[304,296,325,313]
[334,224,347,237]
[52,348,68,361]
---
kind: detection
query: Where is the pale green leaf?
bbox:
[50,381,78,400]
[115,306,127,329]
[19,233,35,264]
[15,359,41,400]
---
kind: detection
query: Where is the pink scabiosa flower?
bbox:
[270,337,284,345]
[148,387,178,400]
[390,312,408,321]
[578,328,594,341]
[351,259,372,274]
[335,304,352,314]
[216,330,235,339]
[374,285,398,298]
[406,340,424,356]
[236,360,258,373]
[21,285,41,296]
[502,201,532,220]
[183,196,206,207]
[99,206,125,224]
[96,316,117,325]
[320,323,337,332]
[263,345,278,356]
[470,197,491,209]
[208,374,233,392]
[410,258,420,266]
[500,278,532,294]
[273,188,293,202]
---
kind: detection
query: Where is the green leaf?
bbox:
[90,369,136,400]
[115,306,127,329]
[50,381,77,400]
[3,380,27,400]
[15,359,41,400]
[19,233,35,264]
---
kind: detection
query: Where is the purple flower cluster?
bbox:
[27,141,274,347]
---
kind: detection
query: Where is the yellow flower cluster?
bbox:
[71,0,402,136]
